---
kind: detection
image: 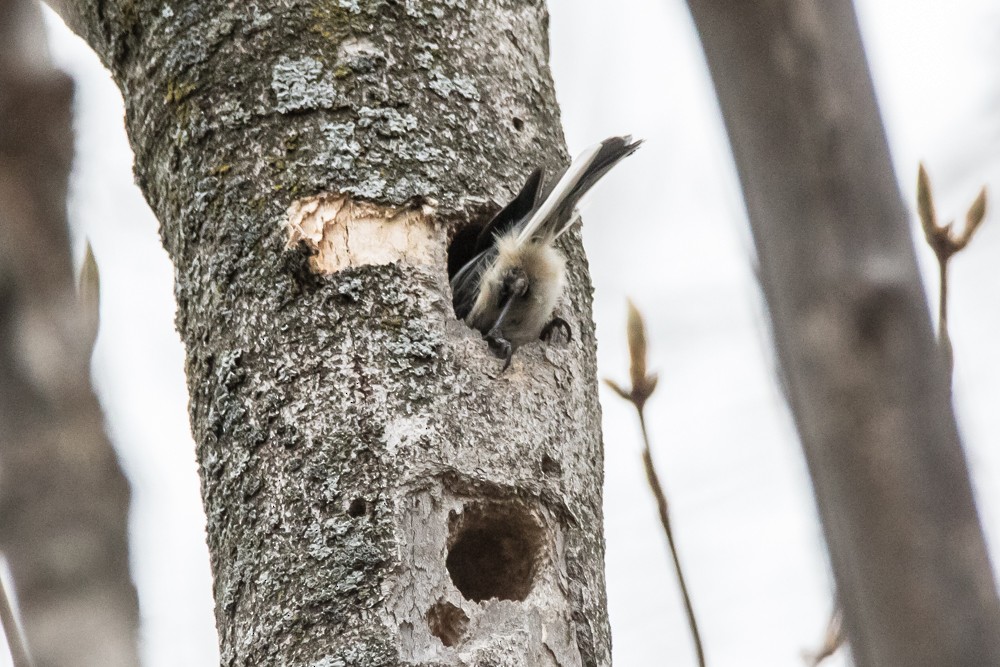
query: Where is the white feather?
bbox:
[514,141,604,246]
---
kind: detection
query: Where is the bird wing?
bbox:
[474,167,544,255]
[450,246,497,321]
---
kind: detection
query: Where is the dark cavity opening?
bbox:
[540,454,562,477]
[445,502,544,602]
[447,223,484,282]
[426,599,469,647]
[347,497,367,517]
[512,116,524,131]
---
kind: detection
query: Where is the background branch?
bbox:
[682,1,1000,664]
[0,1,139,665]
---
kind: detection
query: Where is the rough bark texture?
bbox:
[683,1,1000,666]
[0,0,140,665]
[44,1,611,665]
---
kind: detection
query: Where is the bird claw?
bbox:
[486,334,513,371]
[540,316,572,343]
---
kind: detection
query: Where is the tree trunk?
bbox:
[683,1,1000,665]
[0,1,139,665]
[44,1,611,665]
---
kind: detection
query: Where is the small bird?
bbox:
[451,135,643,370]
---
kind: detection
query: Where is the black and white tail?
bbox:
[515,135,643,244]
[450,135,642,323]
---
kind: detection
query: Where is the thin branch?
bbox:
[916,163,988,386]
[938,258,953,382]
[638,410,706,667]
[605,301,706,667]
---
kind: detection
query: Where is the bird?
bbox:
[451,135,643,370]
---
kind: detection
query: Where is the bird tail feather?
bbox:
[515,135,643,245]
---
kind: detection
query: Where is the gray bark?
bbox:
[683,1,1000,665]
[43,1,611,665]
[0,0,140,665]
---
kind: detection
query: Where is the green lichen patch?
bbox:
[164,78,198,104]
[308,0,381,40]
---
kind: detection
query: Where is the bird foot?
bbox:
[540,316,572,343]
[486,334,513,371]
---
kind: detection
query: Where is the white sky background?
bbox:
[9,1,998,665]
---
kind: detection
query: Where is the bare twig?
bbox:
[917,163,988,383]
[78,239,101,352]
[605,300,706,667]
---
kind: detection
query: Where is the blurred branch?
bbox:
[78,239,101,353]
[0,0,140,665]
[0,564,32,667]
[803,607,842,667]
[682,1,1000,665]
[803,168,988,667]
[916,163,988,383]
[606,301,706,667]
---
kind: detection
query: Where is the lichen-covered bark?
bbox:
[45,1,611,665]
[0,1,139,665]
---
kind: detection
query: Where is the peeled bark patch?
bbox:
[285,192,439,274]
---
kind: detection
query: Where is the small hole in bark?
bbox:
[347,498,367,517]
[446,502,543,602]
[512,116,524,131]
[541,454,561,477]
[426,599,469,647]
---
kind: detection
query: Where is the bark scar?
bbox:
[285,192,439,274]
